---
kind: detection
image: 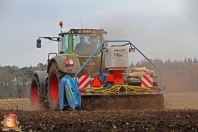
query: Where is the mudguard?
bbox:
[33,70,48,97]
[59,75,81,110]
[47,55,81,74]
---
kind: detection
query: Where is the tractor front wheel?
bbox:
[48,62,63,110]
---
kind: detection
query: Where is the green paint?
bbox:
[65,84,72,100]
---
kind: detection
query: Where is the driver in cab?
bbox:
[74,36,94,56]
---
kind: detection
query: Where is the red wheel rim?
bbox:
[50,74,59,102]
[32,82,39,104]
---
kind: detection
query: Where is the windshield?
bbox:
[58,35,68,54]
[73,34,102,56]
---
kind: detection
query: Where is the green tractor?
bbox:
[31,21,107,110]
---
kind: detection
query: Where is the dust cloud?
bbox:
[22,102,47,111]
[164,93,198,109]
[96,2,198,95]
[97,3,198,64]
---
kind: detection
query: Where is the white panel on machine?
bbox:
[105,46,129,70]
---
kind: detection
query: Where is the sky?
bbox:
[0,0,198,67]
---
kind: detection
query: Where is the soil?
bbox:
[0,93,198,132]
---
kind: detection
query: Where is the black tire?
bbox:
[48,61,64,110]
[30,75,44,106]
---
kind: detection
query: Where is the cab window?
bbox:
[62,35,69,51]
[73,34,101,56]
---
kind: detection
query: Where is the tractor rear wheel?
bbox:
[48,61,64,110]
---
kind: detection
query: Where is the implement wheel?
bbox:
[48,61,64,110]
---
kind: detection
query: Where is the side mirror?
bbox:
[36,38,41,48]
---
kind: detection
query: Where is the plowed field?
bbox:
[0,93,198,132]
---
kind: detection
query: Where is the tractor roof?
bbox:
[60,28,107,34]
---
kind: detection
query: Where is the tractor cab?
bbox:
[58,28,107,56]
[56,22,107,76]
[36,21,107,77]
[36,21,107,57]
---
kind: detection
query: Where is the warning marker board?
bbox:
[78,75,90,89]
[91,76,102,87]
[141,74,153,87]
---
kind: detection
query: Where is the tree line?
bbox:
[0,58,198,98]
[129,57,198,93]
[0,63,47,98]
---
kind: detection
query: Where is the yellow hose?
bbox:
[85,85,160,94]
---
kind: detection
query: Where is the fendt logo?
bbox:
[1,114,21,132]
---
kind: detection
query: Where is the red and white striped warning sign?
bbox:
[141,74,153,87]
[78,75,90,89]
